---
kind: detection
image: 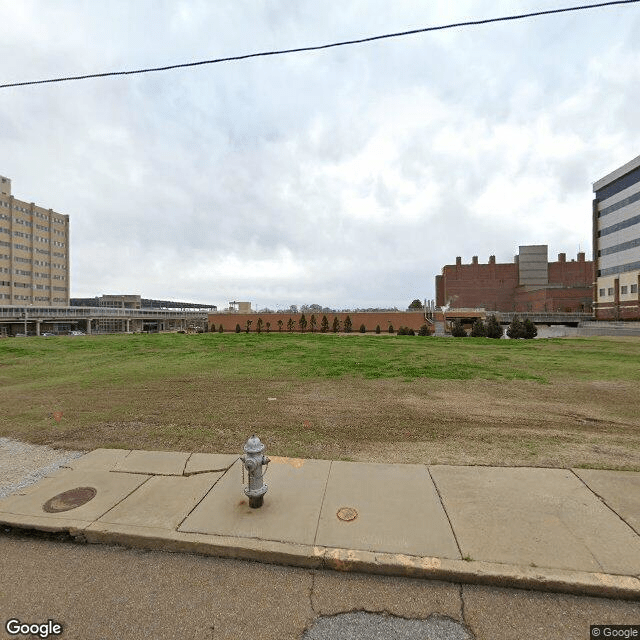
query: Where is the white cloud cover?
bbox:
[1,0,639,309]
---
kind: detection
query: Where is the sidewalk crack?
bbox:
[570,469,640,536]
[427,466,463,559]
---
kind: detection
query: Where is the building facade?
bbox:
[0,175,70,306]
[592,155,640,320]
[435,246,593,313]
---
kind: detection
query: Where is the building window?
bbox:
[632,284,638,294]
[621,285,628,294]
[607,288,614,296]
[599,288,606,297]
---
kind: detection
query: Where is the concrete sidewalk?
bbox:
[0,448,639,600]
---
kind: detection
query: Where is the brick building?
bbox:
[435,245,593,313]
[592,155,640,320]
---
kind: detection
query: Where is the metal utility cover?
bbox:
[179,457,331,545]
[315,462,460,558]
[0,470,149,522]
[43,487,97,513]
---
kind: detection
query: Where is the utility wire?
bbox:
[1,0,638,89]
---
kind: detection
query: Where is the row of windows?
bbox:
[598,189,640,218]
[599,284,638,296]
[598,237,640,257]
[14,257,31,263]
[0,201,66,226]
[14,218,32,228]
[598,213,640,237]
[13,231,32,239]
[0,241,66,257]
[0,281,68,291]
[598,259,640,277]
[0,294,66,302]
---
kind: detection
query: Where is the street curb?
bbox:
[4,517,638,601]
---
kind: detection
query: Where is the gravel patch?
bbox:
[0,437,85,498]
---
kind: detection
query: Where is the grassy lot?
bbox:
[0,332,638,470]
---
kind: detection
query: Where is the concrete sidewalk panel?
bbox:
[63,448,131,471]
[315,462,460,558]
[0,469,149,523]
[184,453,239,475]
[572,468,640,534]
[95,472,224,530]
[179,457,330,545]
[113,450,190,475]
[430,466,640,575]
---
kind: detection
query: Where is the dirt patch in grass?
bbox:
[3,376,637,470]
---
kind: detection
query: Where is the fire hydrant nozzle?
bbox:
[241,435,270,508]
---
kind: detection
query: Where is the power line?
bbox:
[1,0,638,89]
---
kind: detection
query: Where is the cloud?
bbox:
[1,1,639,308]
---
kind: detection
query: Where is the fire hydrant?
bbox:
[241,435,270,508]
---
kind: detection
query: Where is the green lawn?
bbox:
[0,332,638,468]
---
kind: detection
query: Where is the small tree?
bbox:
[245,319,252,334]
[418,324,430,336]
[235,323,241,334]
[397,326,406,335]
[277,319,283,332]
[359,323,366,333]
[287,318,295,333]
[375,325,381,334]
[210,323,216,333]
[299,313,307,333]
[310,314,317,333]
[408,299,423,310]
[507,316,524,339]
[332,317,340,333]
[265,321,271,333]
[343,315,352,333]
[486,314,503,339]
[470,318,487,337]
[522,318,538,339]
[451,319,467,337]
[256,317,263,334]
[321,315,329,333]
[218,324,224,333]
[388,324,394,334]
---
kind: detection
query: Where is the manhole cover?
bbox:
[42,487,97,513]
[336,506,358,522]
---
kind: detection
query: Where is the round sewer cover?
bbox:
[42,487,97,513]
[336,506,358,522]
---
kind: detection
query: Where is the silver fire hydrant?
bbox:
[241,435,270,508]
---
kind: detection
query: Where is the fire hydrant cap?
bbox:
[243,435,266,454]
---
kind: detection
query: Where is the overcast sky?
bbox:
[1,1,639,310]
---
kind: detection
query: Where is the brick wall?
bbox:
[208,311,429,333]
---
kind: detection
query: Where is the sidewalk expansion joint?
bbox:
[96,475,153,521]
[312,460,333,547]
[570,468,640,536]
[427,466,463,560]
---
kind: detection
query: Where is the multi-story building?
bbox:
[592,155,640,320]
[0,175,70,306]
[435,245,593,313]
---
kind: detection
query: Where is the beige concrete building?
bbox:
[0,175,70,306]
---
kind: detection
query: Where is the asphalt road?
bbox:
[1,530,638,640]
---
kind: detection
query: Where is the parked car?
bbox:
[41,332,55,337]
[69,330,85,336]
